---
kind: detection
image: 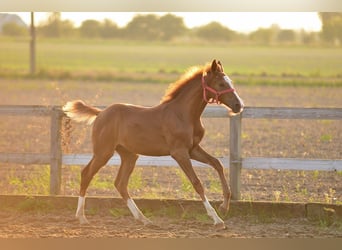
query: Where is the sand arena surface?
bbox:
[0,196,341,238]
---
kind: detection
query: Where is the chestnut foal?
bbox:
[63,60,244,229]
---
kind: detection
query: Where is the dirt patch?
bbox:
[2,211,336,238]
[0,196,341,238]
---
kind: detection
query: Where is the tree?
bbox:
[38,12,75,37]
[158,14,187,40]
[2,22,27,36]
[195,22,236,42]
[79,20,102,38]
[249,25,279,45]
[319,12,342,44]
[124,14,160,40]
[277,29,295,43]
[100,19,120,39]
[123,14,186,40]
[300,30,318,45]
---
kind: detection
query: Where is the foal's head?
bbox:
[202,60,244,114]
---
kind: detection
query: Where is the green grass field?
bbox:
[0,38,342,86]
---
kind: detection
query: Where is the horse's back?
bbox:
[91,103,170,156]
[99,103,162,123]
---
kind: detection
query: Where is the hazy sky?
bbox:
[13,12,322,33]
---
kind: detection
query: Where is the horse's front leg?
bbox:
[190,145,231,215]
[171,148,226,230]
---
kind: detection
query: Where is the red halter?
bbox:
[201,73,235,104]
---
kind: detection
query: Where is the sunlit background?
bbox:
[12,12,322,32]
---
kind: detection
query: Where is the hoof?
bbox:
[137,216,152,226]
[142,218,153,226]
[77,216,90,225]
[214,222,227,231]
[218,203,229,216]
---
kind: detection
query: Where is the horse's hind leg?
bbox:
[76,152,113,224]
[115,146,151,225]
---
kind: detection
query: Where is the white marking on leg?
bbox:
[127,198,151,225]
[127,198,141,219]
[76,196,89,224]
[203,196,225,225]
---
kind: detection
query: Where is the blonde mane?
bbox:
[161,63,211,103]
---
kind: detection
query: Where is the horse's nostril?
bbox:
[235,103,241,111]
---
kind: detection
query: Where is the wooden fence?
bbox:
[0,105,341,199]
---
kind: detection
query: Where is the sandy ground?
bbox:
[0,205,341,238]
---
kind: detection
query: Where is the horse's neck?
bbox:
[170,77,207,121]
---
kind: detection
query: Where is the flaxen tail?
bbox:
[63,100,102,125]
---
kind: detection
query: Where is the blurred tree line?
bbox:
[2,12,342,46]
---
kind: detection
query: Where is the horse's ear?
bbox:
[211,59,218,72]
[217,60,224,71]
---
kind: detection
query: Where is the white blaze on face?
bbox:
[223,75,244,112]
[223,75,234,88]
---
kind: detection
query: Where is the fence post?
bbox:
[229,113,242,200]
[30,12,36,75]
[50,106,63,195]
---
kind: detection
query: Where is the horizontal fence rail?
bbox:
[1,153,340,172]
[0,105,341,197]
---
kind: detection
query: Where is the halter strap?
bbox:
[201,73,235,104]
